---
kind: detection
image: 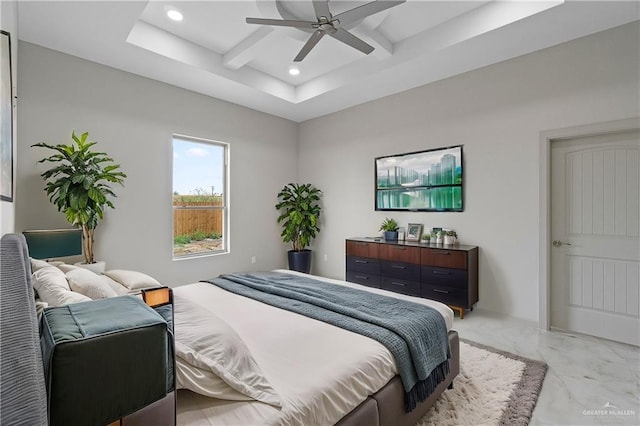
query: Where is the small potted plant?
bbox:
[444,230,457,245]
[379,218,399,241]
[421,233,431,244]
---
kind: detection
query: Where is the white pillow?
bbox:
[102,275,134,296]
[56,290,93,305]
[33,266,71,292]
[30,258,65,272]
[103,270,161,290]
[65,268,118,299]
[57,264,81,273]
[173,294,281,407]
[32,266,91,306]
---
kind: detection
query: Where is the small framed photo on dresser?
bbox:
[406,223,423,242]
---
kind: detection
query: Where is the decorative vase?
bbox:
[435,235,443,244]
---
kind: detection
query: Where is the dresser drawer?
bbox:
[379,244,420,264]
[381,261,420,281]
[346,240,380,258]
[421,284,468,307]
[421,266,468,289]
[421,248,467,269]
[346,256,380,275]
[381,277,421,297]
[346,270,381,288]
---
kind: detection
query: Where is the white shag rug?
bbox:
[418,340,547,426]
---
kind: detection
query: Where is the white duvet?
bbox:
[174,270,453,426]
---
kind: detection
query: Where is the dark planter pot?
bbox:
[288,249,312,274]
[383,231,398,241]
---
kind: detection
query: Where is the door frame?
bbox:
[538,117,640,331]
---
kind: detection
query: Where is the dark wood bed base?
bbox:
[337,330,459,426]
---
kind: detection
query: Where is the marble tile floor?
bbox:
[453,309,639,426]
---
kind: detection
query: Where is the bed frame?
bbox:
[337,330,460,426]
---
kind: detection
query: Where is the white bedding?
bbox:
[175,270,454,426]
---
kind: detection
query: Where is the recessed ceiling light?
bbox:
[166,9,183,21]
[289,67,300,76]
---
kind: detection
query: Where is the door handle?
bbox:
[552,240,571,247]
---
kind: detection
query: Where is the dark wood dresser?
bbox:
[345,238,478,318]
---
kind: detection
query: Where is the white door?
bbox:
[551,130,640,346]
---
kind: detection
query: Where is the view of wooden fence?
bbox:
[173,201,223,237]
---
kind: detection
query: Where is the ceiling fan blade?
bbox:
[246,17,315,29]
[329,27,374,55]
[294,30,325,62]
[312,0,332,20]
[335,0,405,27]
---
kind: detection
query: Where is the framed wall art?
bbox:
[375,145,463,212]
[1,30,13,202]
[406,223,423,242]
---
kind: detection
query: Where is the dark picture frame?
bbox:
[1,30,13,202]
[406,223,423,241]
[375,145,463,212]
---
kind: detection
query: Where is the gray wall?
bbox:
[298,22,640,322]
[14,23,640,323]
[16,42,298,286]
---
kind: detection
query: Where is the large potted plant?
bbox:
[275,183,322,273]
[32,131,126,268]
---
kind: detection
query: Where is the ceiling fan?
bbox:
[246,0,406,62]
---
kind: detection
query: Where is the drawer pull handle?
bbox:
[433,289,449,294]
[356,243,368,246]
[435,252,450,256]
[433,270,450,275]
[394,247,407,250]
[391,265,406,269]
[355,260,368,264]
[355,275,369,280]
[391,281,406,287]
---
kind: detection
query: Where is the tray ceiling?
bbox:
[17,1,640,122]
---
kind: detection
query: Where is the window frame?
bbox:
[171,134,229,260]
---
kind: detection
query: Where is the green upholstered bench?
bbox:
[40,296,170,426]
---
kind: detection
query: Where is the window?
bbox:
[172,135,228,258]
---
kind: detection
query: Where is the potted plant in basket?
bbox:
[379,218,399,241]
[444,230,457,245]
[32,131,126,271]
[275,183,322,273]
[421,233,431,244]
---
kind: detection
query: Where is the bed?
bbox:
[27,257,459,426]
[173,270,460,426]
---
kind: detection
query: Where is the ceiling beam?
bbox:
[223,27,276,70]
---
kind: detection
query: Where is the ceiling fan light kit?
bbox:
[246,0,406,62]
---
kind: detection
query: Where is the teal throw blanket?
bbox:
[203,271,450,412]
